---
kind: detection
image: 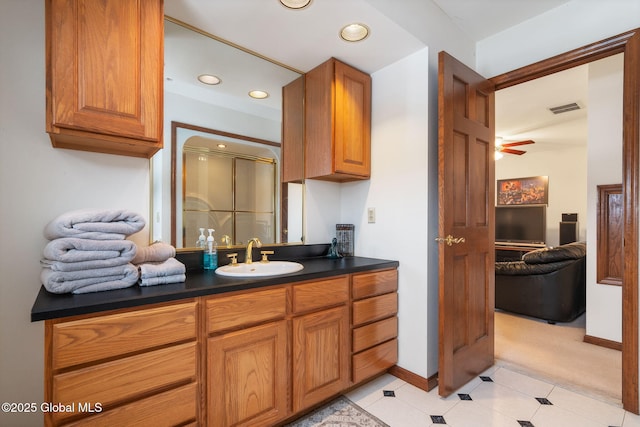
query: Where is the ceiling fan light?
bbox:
[279,0,312,10]
[340,23,370,42]
[494,151,504,160]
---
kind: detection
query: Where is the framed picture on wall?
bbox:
[497,176,549,205]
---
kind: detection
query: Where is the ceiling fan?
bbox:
[495,137,535,157]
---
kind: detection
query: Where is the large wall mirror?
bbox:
[152,18,304,249]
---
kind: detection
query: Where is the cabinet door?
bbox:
[292,305,350,411]
[304,58,371,181]
[46,0,163,157]
[208,321,288,427]
[334,60,371,178]
[282,76,305,183]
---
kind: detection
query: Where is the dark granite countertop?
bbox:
[31,254,399,322]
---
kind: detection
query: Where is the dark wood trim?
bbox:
[597,184,624,286]
[169,121,280,247]
[490,27,640,414]
[388,365,438,392]
[584,334,623,351]
[491,30,636,90]
[622,29,640,415]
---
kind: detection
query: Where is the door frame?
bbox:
[488,28,640,414]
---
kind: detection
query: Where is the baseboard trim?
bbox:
[584,334,622,351]
[388,365,438,392]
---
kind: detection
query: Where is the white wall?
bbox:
[0,2,150,426]
[305,49,432,377]
[495,143,588,248]
[585,54,624,342]
[476,0,640,77]
[342,48,431,377]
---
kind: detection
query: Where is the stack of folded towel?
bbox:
[40,209,145,294]
[132,241,186,286]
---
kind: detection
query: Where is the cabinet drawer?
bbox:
[353,316,398,353]
[352,293,398,327]
[64,382,197,426]
[52,342,196,423]
[206,288,287,334]
[352,338,398,384]
[352,269,398,300]
[51,301,197,370]
[292,276,349,313]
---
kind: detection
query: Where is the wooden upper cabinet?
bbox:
[282,76,305,183]
[45,0,163,158]
[305,58,371,182]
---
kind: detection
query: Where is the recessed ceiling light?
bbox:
[249,90,269,99]
[217,143,226,149]
[279,0,312,10]
[197,74,221,85]
[340,23,370,42]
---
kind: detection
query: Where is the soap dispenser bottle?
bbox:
[196,228,206,249]
[203,228,218,270]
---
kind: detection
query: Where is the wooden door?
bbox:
[292,305,350,411]
[207,321,288,427]
[437,51,496,396]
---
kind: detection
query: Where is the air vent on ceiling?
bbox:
[549,102,581,114]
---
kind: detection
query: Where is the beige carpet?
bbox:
[495,310,622,405]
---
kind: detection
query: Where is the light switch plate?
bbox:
[367,207,376,223]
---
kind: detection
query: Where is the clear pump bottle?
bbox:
[196,228,206,249]
[203,228,218,270]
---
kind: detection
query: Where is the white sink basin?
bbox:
[215,261,304,277]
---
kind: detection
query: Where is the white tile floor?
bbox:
[345,365,640,427]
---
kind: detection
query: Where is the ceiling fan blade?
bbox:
[502,139,535,147]
[500,148,526,155]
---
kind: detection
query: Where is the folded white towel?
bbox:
[43,238,137,265]
[44,208,145,240]
[40,256,131,272]
[132,242,176,264]
[139,274,186,287]
[41,263,139,294]
[139,257,186,279]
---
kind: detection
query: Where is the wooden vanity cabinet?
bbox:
[291,276,351,412]
[351,269,399,383]
[304,58,371,182]
[205,288,289,427]
[45,0,163,158]
[41,267,397,426]
[44,300,198,426]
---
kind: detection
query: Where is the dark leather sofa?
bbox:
[495,241,586,323]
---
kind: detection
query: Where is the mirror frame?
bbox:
[171,121,301,248]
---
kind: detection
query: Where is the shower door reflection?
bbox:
[183,147,276,247]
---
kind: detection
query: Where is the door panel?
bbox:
[438,51,495,396]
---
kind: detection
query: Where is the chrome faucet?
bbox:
[245,237,262,264]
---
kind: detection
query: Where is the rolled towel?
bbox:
[41,263,139,294]
[132,242,176,264]
[43,238,137,266]
[139,274,186,287]
[139,257,186,279]
[44,208,145,240]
